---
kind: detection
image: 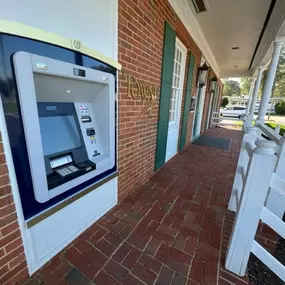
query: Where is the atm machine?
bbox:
[13,52,115,203]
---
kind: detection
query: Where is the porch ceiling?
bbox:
[170,0,285,78]
[195,0,271,78]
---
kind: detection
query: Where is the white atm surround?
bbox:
[27,178,118,273]
[0,0,119,276]
[0,92,118,274]
[13,52,115,203]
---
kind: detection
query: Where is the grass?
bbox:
[219,118,285,136]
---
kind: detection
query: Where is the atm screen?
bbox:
[39,115,81,156]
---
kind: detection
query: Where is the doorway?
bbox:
[165,39,187,162]
[192,59,208,139]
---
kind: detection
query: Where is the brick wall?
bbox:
[0,133,28,285]
[118,0,202,200]
[0,1,213,282]
[175,17,202,147]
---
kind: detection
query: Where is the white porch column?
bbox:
[256,41,284,124]
[245,66,264,127]
[245,79,256,114]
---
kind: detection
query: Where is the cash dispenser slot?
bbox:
[47,152,96,190]
[50,154,73,169]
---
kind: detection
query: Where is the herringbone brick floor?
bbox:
[22,127,277,285]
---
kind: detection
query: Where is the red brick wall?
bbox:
[0,1,213,282]
[118,0,202,200]
[0,134,28,285]
[175,18,202,147]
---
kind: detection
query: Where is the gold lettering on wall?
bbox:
[121,70,157,116]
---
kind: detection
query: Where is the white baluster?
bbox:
[275,126,281,135]
[266,136,285,218]
[226,140,277,276]
[228,126,260,212]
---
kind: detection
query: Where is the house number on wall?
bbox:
[121,70,157,116]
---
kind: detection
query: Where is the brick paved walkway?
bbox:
[22,127,266,285]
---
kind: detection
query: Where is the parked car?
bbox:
[220,106,246,119]
[254,102,275,114]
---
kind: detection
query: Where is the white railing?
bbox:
[228,126,260,212]
[228,123,285,219]
[211,111,244,128]
[226,139,285,280]
[256,122,282,145]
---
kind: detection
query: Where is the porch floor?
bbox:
[23,127,271,285]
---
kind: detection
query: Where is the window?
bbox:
[169,47,183,123]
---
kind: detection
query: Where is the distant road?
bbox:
[218,115,285,127]
[266,115,285,125]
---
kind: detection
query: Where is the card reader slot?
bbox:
[81,116,91,123]
[86,128,95,136]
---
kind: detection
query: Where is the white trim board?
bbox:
[166,38,187,162]
[0,96,34,273]
[169,0,220,77]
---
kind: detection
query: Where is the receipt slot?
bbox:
[13,52,116,203]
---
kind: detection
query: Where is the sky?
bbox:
[221,77,241,84]
[228,77,241,83]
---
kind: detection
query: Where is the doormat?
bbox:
[192,135,231,150]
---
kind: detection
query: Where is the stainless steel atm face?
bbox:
[13,52,115,203]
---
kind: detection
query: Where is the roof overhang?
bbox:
[169,0,220,76]
[169,0,285,79]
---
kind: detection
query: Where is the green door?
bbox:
[155,22,176,170]
[179,53,195,151]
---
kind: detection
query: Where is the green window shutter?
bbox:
[155,22,176,170]
[179,53,195,151]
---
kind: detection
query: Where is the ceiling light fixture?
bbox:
[232,47,239,50]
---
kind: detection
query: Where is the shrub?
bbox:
[221,97,229,108]
[265,122,285,136]
[275,100,285,115]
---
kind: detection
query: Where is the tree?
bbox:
[275,100,285,115]
[240,77,253,95]
[223,79,241,97]
[221,97,229,108]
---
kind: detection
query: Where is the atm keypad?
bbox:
[56,165,79,177]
